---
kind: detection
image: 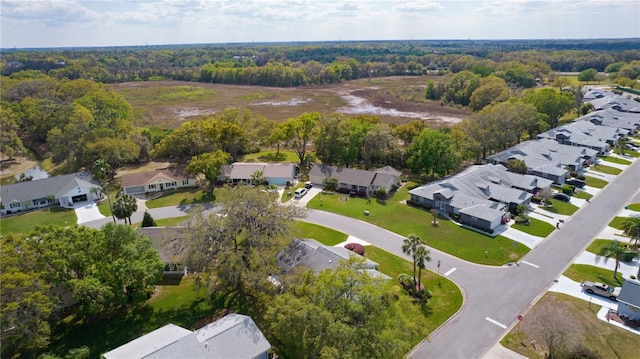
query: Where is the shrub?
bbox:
[344,243,365,256]
[531,195,542,204]
[398,273,413,289]
[561,185,575,194]
[576,174,586,180]
[569,170,578,178]
[515,214,530,224]
[375,187,387,200]
[141,210,157,227]
[621,251,639,262]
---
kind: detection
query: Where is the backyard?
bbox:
[307,183,529,265]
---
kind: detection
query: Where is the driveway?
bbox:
[74,201,105,224]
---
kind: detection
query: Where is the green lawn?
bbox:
[536,201,578,216]
[501,292,639,359]
[585,239,614,254]
[608,216,628,230]
[613,148,640,157]
[47,276,216,358]
[598,156,631,165]
[590,164,622,175]
[584,175,608,189]
[0,207,77,235]
[564,264,623,287]
[307,184,529,265]
[290,220,349,246]
[145,189,214,208]
[130,216,190,228]
[239,150,300,163]
[365,246,463,333]
[280,183,305,203]
[97,188,120,217]
[511,217,555,237]
[572,190,591,200]
[626,203,640,212]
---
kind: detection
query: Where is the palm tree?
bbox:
[598,241,626,279]
[402,234,425,286]
[91,159,116,223]
[415,245,431,291]
[614,138,628,155]
[113,194,138,225]
[622,215,640,246]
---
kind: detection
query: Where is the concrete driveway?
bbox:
[74,201,105,224]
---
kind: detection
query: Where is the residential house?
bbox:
[277,238,390,280]
[137,227,188,275]
[538,119,628,152]
[577,109,640,134]
[121,167,197,195]
[102,314,271,359]
[408,164,542,232]
[308,164,401,196]
[220,162,297,186]
[616,277,640,321]
[1,172,98,215]
[488,139,598,183]
[584,88,640,113]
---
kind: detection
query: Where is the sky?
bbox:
[1,0,639,49]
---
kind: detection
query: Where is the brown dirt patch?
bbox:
[0,156,37,178]
[111,76,469,129]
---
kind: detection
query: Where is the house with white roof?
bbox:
[584,89,640,113]
[577,109,640,134]
[102,314,271,359]
[1,172,98,215]
[537,120,628,155]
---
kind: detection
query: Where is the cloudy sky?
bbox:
[1,0,639,48]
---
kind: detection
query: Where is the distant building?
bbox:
[121,167,197,195]
[220,162,297,186]
[102,313,271,359]
[308,164,401,197]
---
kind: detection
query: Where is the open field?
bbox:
[501,292,638,359]
[111,77,469,128]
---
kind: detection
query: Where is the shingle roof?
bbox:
[459,204,505,223]
[1,172,95,204]
[221,163,296,180]
[488,139,594,172]
[309,165,376,187]
[102,324,192,359]
[120,167,194,188]
[617,278,640,307]
[137,227,189,263]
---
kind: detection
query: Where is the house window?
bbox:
[470,216,478,222]
[149,184,157,189]
[166,181,176,187]
[10,202,21,208]
[182,180,190,185]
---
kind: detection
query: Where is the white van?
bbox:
[294,188,308,198]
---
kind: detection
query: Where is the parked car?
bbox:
[553,193,571,202]
[566,179,585,188]
[294,188,308,198]
[304,181,313,189]
[581,281,621,300]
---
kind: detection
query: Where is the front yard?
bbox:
[511,217,555,237]
[564,264,623,288]
[307,184,529,265]
[584,175,609,189]
[536,200,579,216]
[590,164,622,175]
[145,189,214,208]
[0,207,77,235]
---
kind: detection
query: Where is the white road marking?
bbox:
[444,267,457,276]
[521,260,540,268]
[485,317,507,329]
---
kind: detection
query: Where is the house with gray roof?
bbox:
[616,277,640,321]
[137,227,189,275]
[487,139,598,183]
[577,109,640,134]
[1,172,98,215]
[408,164,544,232]
[220,162,297,186]
[308,164,401,196]
[277,238,390,280]
[102,314,271,359]
[121,167,197,195]
[586,91,640,113]
[537,120,628,155]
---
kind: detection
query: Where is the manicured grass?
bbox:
[501,292,639,359]
[239,150,299,163]
[585,239,614,254]
[583,175,608,189]
[564,264,623,288]
[307,184,529,265]
[536,201,579,216]
[291,220,348,246]
[146,189,214,208]
[280,183,305,203]
[613,148,640,157]
[97,189,119,217]
[0,207,77,235]
[598,155,631,165]
[572,190,592,200]
[608,216,628,230]
[47,276,217,358]
[590,164,622,175]
[511,217,555,237]
[365,246,463,333]
[131,216,190,227]
[627,203,640,212]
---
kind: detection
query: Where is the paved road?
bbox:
[80,159,639,358]
[304,158,640,359]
